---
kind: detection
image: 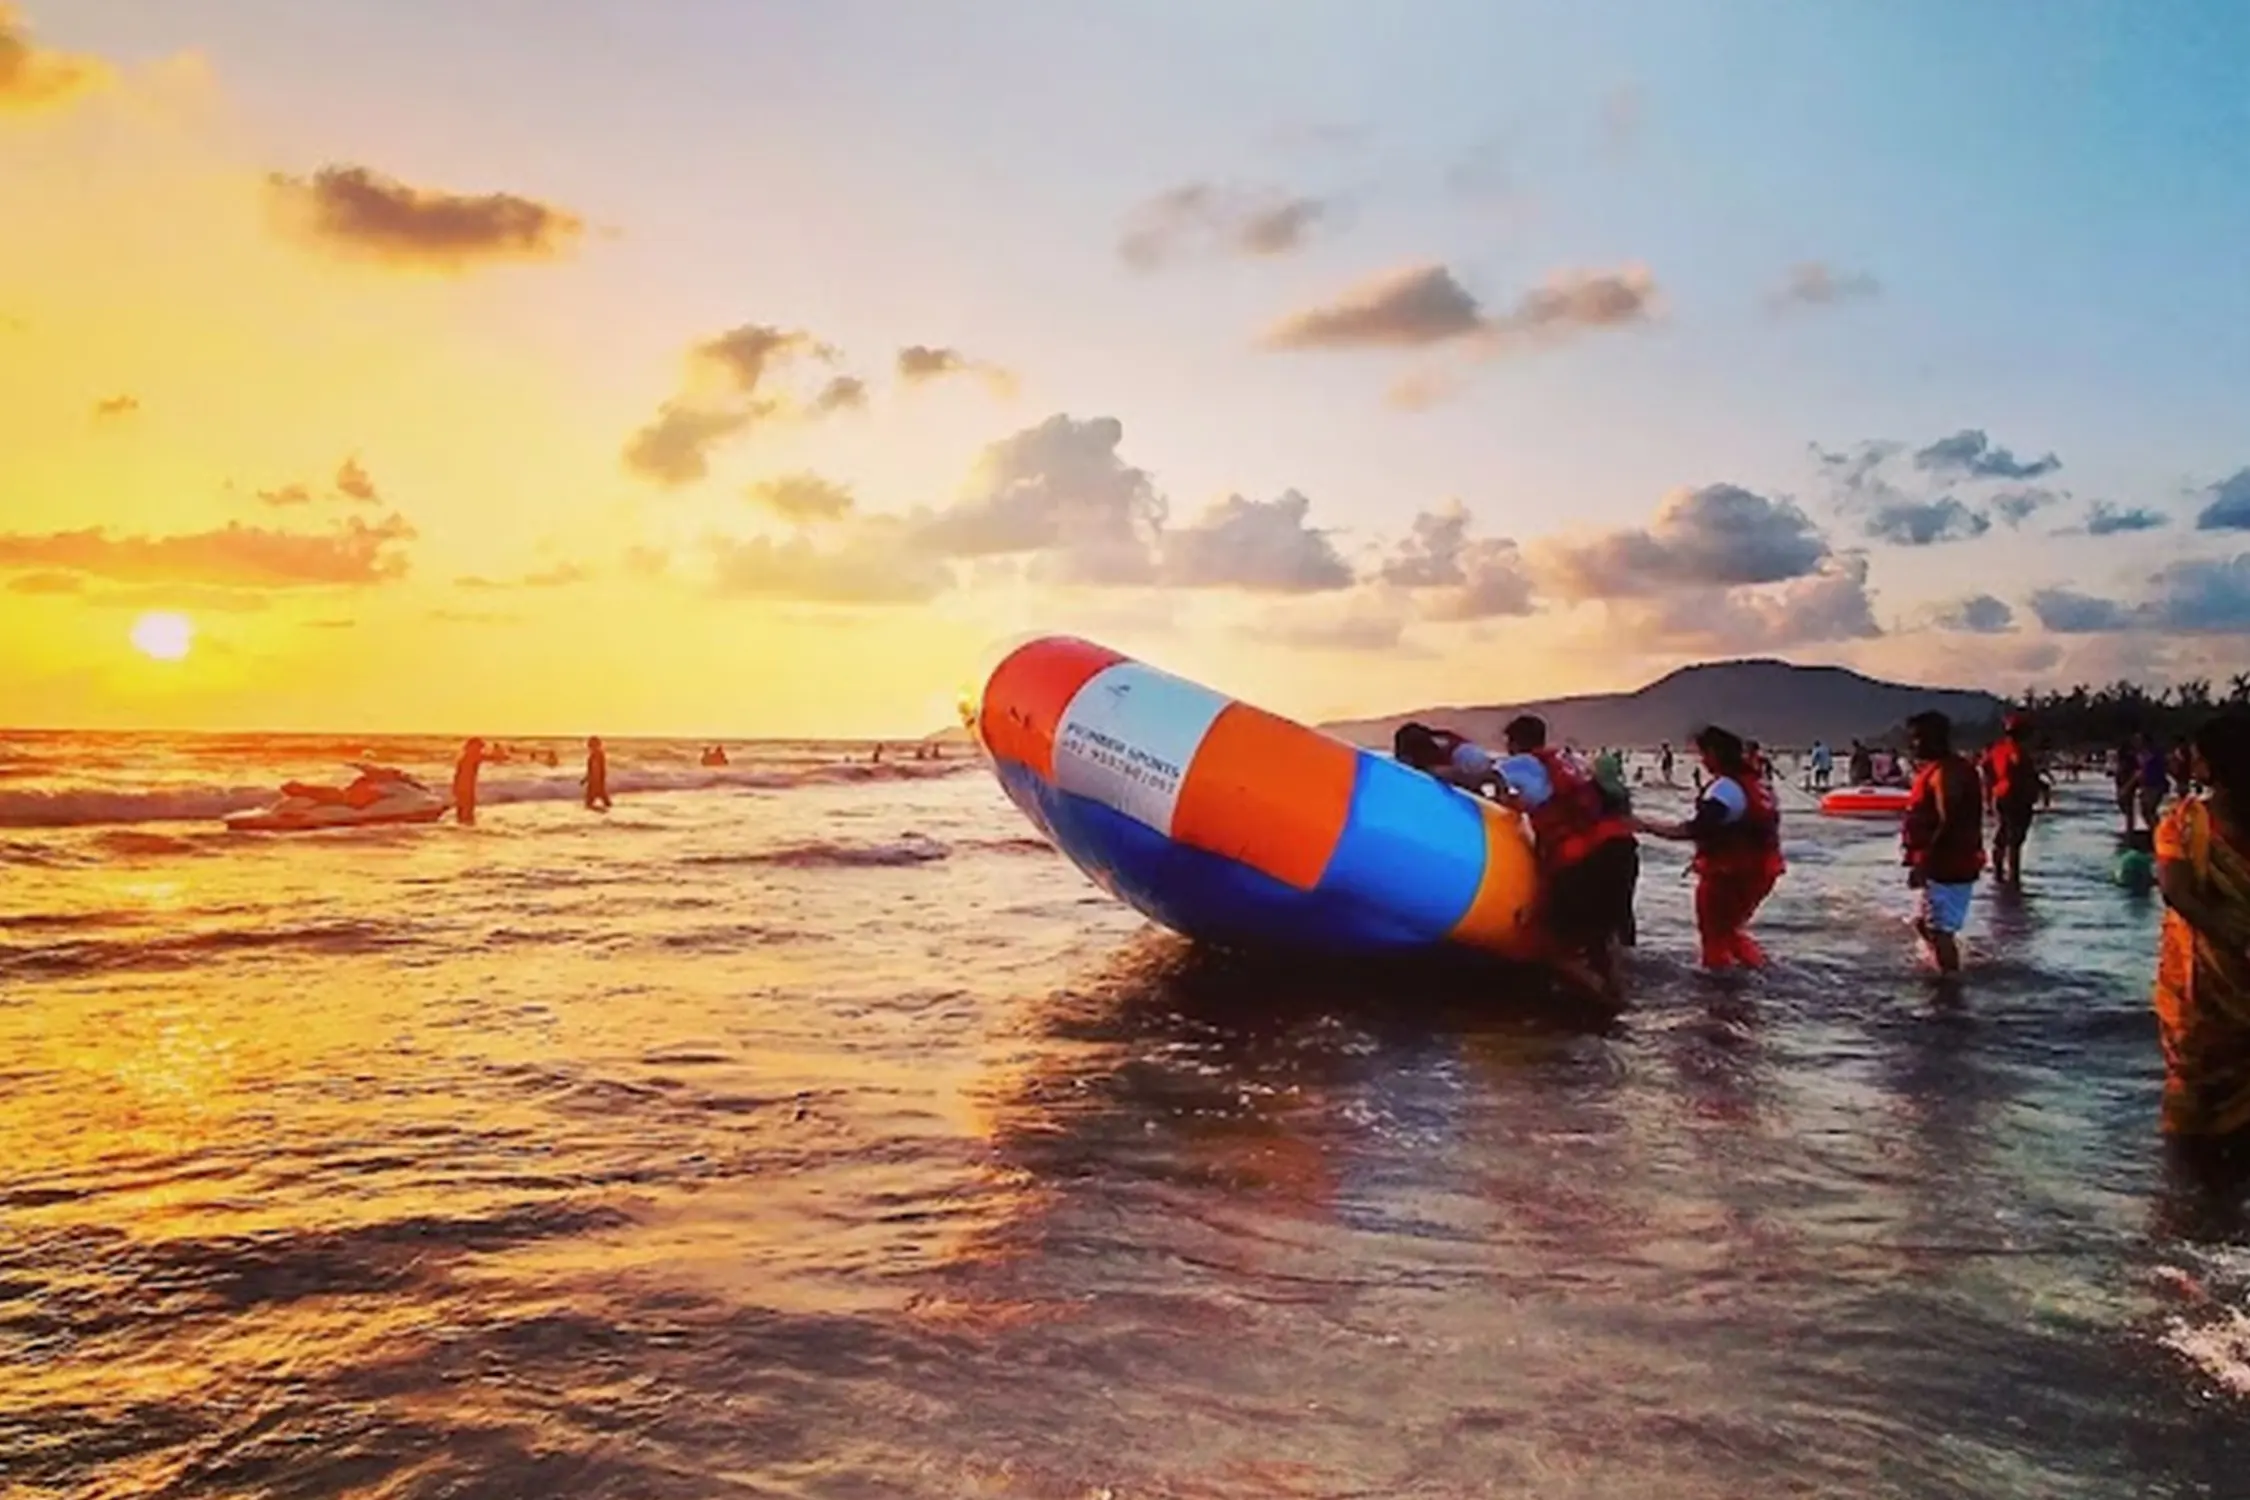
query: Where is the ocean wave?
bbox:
[0,759,979,830]
[0,919,410,980]
[686,834,953,869]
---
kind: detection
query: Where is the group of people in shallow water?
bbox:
[448,735,610,824]
[1395,707,2250,1166]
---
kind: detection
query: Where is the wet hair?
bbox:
[2193,710,2250,797]
[1393,722,1442,768]
[1504,714,1547,751]
[1692,724,1749,776]
[1906,710,1953,754]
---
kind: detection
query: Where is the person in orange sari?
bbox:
[2152,709,2250,1160]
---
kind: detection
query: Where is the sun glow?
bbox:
[129,612,195,662]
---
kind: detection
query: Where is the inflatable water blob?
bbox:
[971,635,1542,960]
[1819,784,1913,819]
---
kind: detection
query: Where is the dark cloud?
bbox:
[1378,503,1536,619]
[812,376,867,415]
[1536,483,1829,600]
[335,457,379,503]
[1991,488,2059,526]
[258,482,314,508]
[1626,555,1880,652]
[622,403,758,486]
[91,394,138,420]
[622,324,832,486]
[2196,468,2250,531]
[2028,587,2133,634]
[5,571,81,596]
[1767,262,1881,312]
[1912,428,2060,482]
[1262,262,1657,355]
[895,345,1015,397]
[1156,490,1353,594]
[1937,594,2015,634]
[0,514,415,588]
[2084,501,2168,536]
[914,414,1165,586]
[749,472,856,524]
[266,165,586,271]
[1865,496,1990,546]
[0,8,110,114]
[705,525,951,606]
[1118,182,1333,269]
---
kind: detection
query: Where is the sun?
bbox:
[129,611,195,662]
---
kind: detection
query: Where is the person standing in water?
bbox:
[2151,710,2250,1161]
[1901,710,1985,975]
[1635,725,1785,971]
[452,737,486,825]
[1981,712,2049,886]
[583,736,611,811]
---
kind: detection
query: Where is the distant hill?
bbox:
[1321,658,2007,752]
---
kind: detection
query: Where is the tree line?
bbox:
[1991,674,2250,752]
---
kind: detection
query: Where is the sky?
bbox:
[4,0,2248,737]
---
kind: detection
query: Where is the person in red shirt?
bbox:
[1902,710,1986,974]
[1981,712,2047,886]
[1635,725,1786,971]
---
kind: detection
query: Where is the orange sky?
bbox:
[5,5,2245,736]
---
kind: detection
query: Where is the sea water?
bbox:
[2,733,2244,1497]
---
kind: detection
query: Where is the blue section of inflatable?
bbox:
[1317,754,1490,939]
[993,757,1445,956]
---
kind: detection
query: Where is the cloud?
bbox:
[91,394,138,420]
[305,618,357,630]
[1864,496,1990,546]
[915,414,1165,586]
[335,457,379,504]
[1626,555,1881,653]
[1597,85,1645,158]
[2084,501,2168,536]
[0,6,111,115]
[1377,503,1536,619]
[1767,262,1881,312]
[1263,262,1658,356]
[2027,587,2133,634]
[1991,488,2059,526]
[749,472,856,524]
[0,514,416,588]
[457,561,592,590]
[622,545,670,579]
[258,482,313,508]
[265,165,586,272]
[895,345,1016,397]
[1117,182,1333,269]
[1156,490,1353,593]
[429,608,520,626]
[812,376,867,414]
[5,571,80,596]
[1936,594,2015,634]
[1242,597,1414,654]
[1535,483,1830,600]
[90,584,271,614]
[622,324,834,486]
[705,524,952,606]
[1911,428,2059,482]
[2196,468,2250,531]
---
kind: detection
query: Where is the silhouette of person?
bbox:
[583,736,611,811]
[452,737,486,825]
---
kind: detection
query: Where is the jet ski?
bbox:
[225,763,450,832]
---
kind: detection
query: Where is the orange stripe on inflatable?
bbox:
[1446,800,1542,958]
[978,637,1123,779]
[1172,701,1357,890]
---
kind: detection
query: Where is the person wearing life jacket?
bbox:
[1635,724,1786,971]
[1483,715,1640,1004]
[1981,711,2047,886]
[1902,710,1986,975]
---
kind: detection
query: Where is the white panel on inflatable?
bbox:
[1050,661,1228,836]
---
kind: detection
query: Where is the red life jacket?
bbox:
[1985,739,2035,808]
[1692,771,1785,884]
[1904,756,1986,882]
[1522,747,1635,871]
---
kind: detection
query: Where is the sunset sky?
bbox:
[5,2,2247,737]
